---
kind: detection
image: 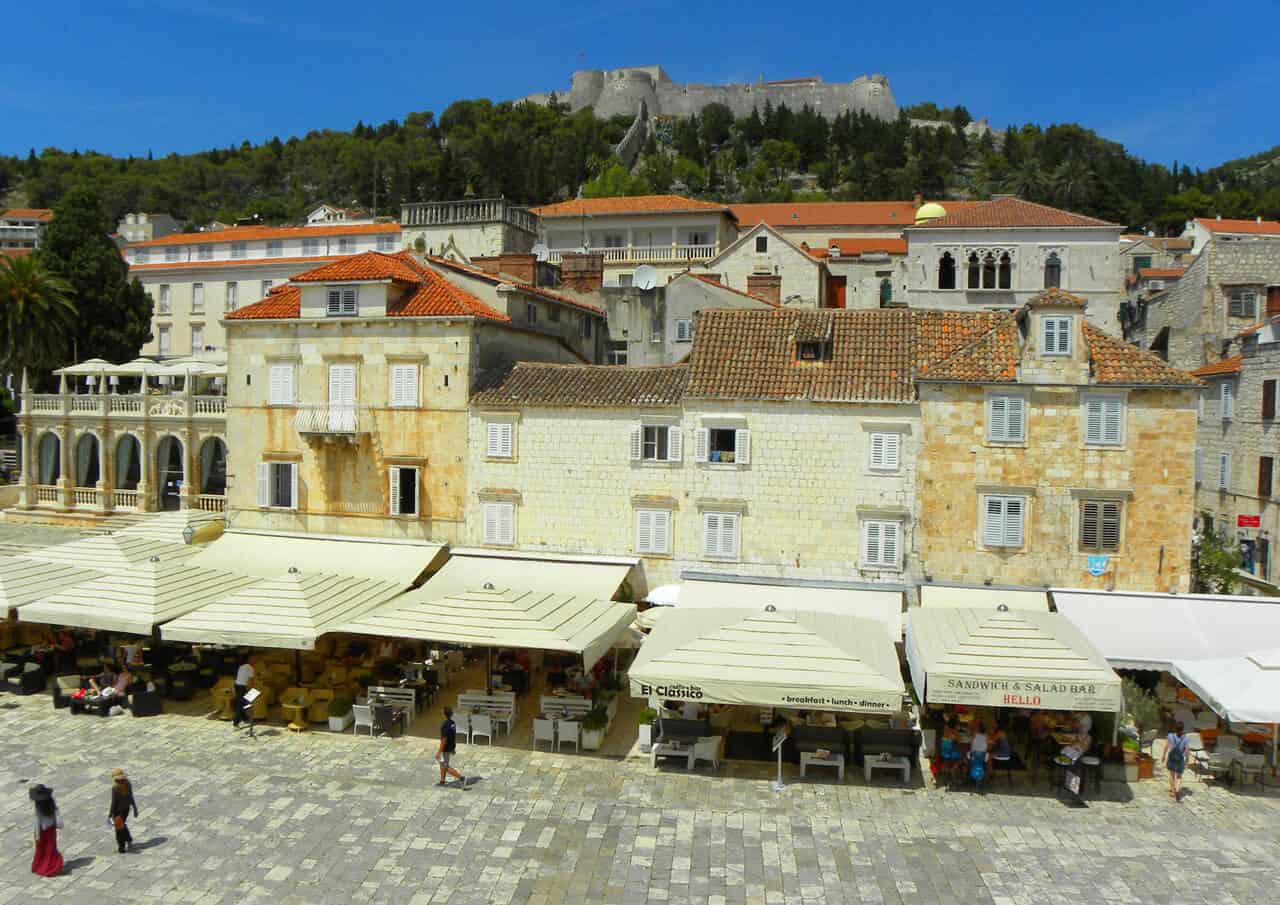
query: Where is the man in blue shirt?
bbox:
[436,707,468,788]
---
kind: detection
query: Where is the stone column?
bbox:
[179,428,197,511]
[57,425,72,511]
[135,432,152,513]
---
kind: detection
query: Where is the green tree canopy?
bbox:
[0,255,77,377]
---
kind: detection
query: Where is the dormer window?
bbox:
[326,286,357,316]
[1041,316,1072,356]
[796,341,830,361]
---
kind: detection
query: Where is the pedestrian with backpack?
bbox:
[1166,722,1189,802]
[436,707,468,789]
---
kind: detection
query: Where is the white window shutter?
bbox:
[389,468,401,515]
[283,365,295,404]
[500,423,513,458]
[630,426,643,461]
[983,497,1005,547]
[989,396,1007,440]
[486,423,501,457]
[1085,398,1103,443]
[288,464,299,511]
[694,428,709,462]
[652,510,670,554]
[390,365,417,407]
[869,433,885,469]
[256,463,270,507]
[483,503,498,544]
[636,510,652,553]
[499,503,514,545]
[1219,453,1230,490]
[722,513,739,558]
[1007,396,1025,441]
[702,513,719,557]
[863,521,881,564]
[667,427,682,462]
[1081,501,1099,549]
[1103,399,1123,444]
[1101,502,1121,549]
[882,521,900,566]
[735,429,751,465]
[1042,317,1056,352]
[1003,498,1024,547]
[1222,383,1233,420]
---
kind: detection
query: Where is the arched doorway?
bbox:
[198,437,227,496]
[74,434,100,487]
[37,433,60,485]
[115,435,141,491]
[155,436,183,511]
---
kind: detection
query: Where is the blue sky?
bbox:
[3,0,1277,170]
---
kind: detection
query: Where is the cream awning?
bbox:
[188,531,445,585]
[18,560,258,636]
[160,571,405,650]
[1171,649,1280,725]
[339,551,638,669]
[114,510,225,545]
[628,607,906,713]
[20,536,200,573]
[0,557,102,611]
[905,607,1122,712]
[679,578,904,641]
[919,585,1049,611]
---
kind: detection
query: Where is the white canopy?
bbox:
[189,531,444,585]
[643,584,682,606]
[339,552,637,669]
[18,560,258,636]
[114,510,224,545]
[1053,589,1280,670]
[906,606,1122,712]
[20,536,200,573]
[678,578,904,641]
[1171,650,1280,725]
[53,356,227,378]
[0,557,102,611]
[629,607,906,713]
[54,358,113,376]
[160,571,404,650]
[919,584,1049,611]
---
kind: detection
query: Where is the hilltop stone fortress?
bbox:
[521,65,899,121]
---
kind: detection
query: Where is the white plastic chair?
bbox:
[454,712,472,744]
[533,718,556,752]
[352,704,375,738]
[556,720,580,753]
[1233,752,1266,787]
[1184,732,1208,778]
[691,736,723,771]
[471,714,494,745]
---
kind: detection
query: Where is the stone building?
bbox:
[399,198,537,262]
[803,238,908,309]
[116,212,180,244]
[220,250,604,543]
[731,200,976,248]
[1183,216,1280,255]
[1126,238,1280,372]
[1119,233,1193,275]
[916,291,1200,593]
[701,222,828,308]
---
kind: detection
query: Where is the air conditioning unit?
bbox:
[1148,280,1165,291]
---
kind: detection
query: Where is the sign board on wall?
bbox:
[1239,515,1261,528]
[925,674,1122,712]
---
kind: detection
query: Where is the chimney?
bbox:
[746,273,782,305]
[497,253,537,285]
[559,252,604,293]
[912,191,923,209]
[470,256,503,276]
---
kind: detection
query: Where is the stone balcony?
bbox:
[294,403,368,440]
[25,392,227,421]
[547,244,717,266]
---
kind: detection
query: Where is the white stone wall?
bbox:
[826,256,907,309]
[706,227,824,307]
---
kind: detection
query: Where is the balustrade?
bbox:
[294,403,367,436]
[196,494,225,513]
[545,244,717,266]
[112,489,139,510]
[72,488,97,508]
[35,485,59,505]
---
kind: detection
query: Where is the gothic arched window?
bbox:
[938,252,956,290]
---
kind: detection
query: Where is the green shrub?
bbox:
[583,706,609,731]
[328,696,353,718]
[638,707,657,726]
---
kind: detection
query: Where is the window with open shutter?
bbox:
[988,395,1025,442]
[868,432,901,470]
[694,428,709,462]
[982,495,1025,548]
[482,502,514,545]
[635,509,671,555]
[1221,382,1234,421]
[1264,381,1277,420]
[1084,397,1124,445]
[263,462,296,509]
[629,426,643,461]
[1080,500,1121,552]
[734,429,751,465]
[256,462,270,507]
[1260,457,1274,499]
[389,364,418,407]
[268,364,294,405]
[667,426,682,461]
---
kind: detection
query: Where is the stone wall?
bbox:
[709,227,824,307]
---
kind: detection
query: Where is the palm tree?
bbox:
[1051,155,1096,209]
[1002,160,1047,202]
[0,254,77,376]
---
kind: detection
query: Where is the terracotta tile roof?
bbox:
[424,255,604,315]
[1,208,53,222]
[1195,217,1280,237]
[530,195,733,218]
[226,284,301,319]
[733,201,915,228]
[912,197,1118,229]
[129,255,340,272]
[0,248,34,259]
[471,363,688,407]
[1190,356,1243,377]
[289,251,423,283]
[1137,267,1187,279]
[913,311,1018,381]
[804,237,908,258]
[388,275,511,321]
[1083,323,1202,386]
[128,221,399,248]
[1122,235,1193,251]
[678,272,780,307]
[684,308,916,403]
[1026,287,1088,309]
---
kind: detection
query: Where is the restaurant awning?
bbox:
[1053,588,1280,671]
[160,571,405,650]
[114,510,225,545]
[18,560,258,636]
[338,550,638,669]
[628,606,906,713]
[1171,649,1280,726]
[188,530,445,585]
[20,536,200,573]
[0,557,102,612]
[905,606,1122,712]
[919,584,1049,611]
[678,576,904,641]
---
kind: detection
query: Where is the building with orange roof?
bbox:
[1185,216,1280,255]
[1,208,53,254]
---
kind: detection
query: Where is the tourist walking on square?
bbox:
[1166,722,1189,802]
[436,707,467,788]
[29,784,63,877]
[232,658,255,729]
[108,768,139,852]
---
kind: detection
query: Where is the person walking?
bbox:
[436,707,468,788]
[1166,721,1190,802]
[108,769,139,852]
[29,784,64,877]
[232,658,255,729]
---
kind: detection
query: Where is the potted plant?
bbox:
[581,705,610,750]
[1122,678,1160,780]
[637,707,658,753]
[328,696,354,732]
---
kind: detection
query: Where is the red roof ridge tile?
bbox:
[912,197,1118,229]
[680,272,781,307]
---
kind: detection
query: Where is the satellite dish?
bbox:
[532,243,549,262]
[633,265,658,291]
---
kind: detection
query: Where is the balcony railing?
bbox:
[23,393,227,421]
[294,403,367,437]
[73,488,97,508]
[113,489,139,510]
[401,199,537,233]
[35,485,59,505]
[546,243,718,266]
[196,494,226,513]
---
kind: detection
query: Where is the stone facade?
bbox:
[701,223,826,308]
[400,199,537,263]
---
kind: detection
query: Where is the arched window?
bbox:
[198,437,228,496]
[115,435,141,491]
[1044,252,1062,289]
[967,252,981,289]
[937,252,956,290]
[879,278,893,305]
[156,436,184,512]
[74,434,100,488]
[982,253,997,289]
[998,252,1012,290]
[37,433,60,485]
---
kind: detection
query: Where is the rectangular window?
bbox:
[675,319,693,342]
[632,424,682,462]
[1261,457,1274,499]
[389,364,418,407]
[338,237,355,254]
[482,501,515,545]
[486,422,514,459]
[987,395,1026,442]
[602,233,624,248]
[581,314,593,338]
[1132,255,1152,274]
[1228,289,1258,318]
[267,363,295,405]
[982,495,1025,548]
[861,519,901,569]
[606,342,628,366]
[701,511,740,560]
[1221,382,1234,421]
[1079,500,1121,552]
[377,234,397,252]
[1042,316,1072,355]
[230,241,247,259]
[225,281,238,311]
[755,236,768,253]
[635,509,672,556]
[135,247,149,264]
[326,286,358,316]
[191,283,204,313]
[191,324,203,351]
[158,325,170,356]
[197,244,213,261]
[1083,396,1124,445]
[868,432,902,471]
[260,279,273,297]
[303,238,321,256]
[526,302,538,324]
[1218,453,1230,490]
[1264,380,1277,420]
[157,284,171,314]
[266,240,283,257]
[389,466,419,516]
[165,246,180,263]
[256,462,297,509]
[696,427,750,464]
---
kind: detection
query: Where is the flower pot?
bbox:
[329,711,354,732]
[638,723,653,753]
[582,727,606,750]
[1137,753,1155,780]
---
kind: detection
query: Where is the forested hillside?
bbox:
[2,95,1278,234]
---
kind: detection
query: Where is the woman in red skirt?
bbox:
[29,784,64,877]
